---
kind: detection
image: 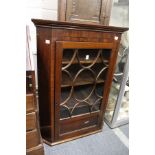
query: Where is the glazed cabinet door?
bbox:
[55,41,116,141]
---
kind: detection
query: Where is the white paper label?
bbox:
[86,55,89,60]
[114,36,118,40]
[45,39,50,44]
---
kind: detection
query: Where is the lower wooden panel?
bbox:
[26,112,36,131]
[57,113,101,141]
[60,115,99,134]
[26,94,35,113]
[59,125,101,141]
[26,145,44,155]
[26,129,40,149]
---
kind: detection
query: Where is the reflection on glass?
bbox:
[105,0,129,125]
[117,79,129,121]
[104,82,120,122]
[105,44,128,122]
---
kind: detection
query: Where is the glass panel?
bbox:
[60,48,111,119]
[105,0,129,124]
[104,81,120,122]
[78,49,99,67]
[74,84,95,101]
[117,78,129,121]
[105,46,128,122]
[71,102,90,116]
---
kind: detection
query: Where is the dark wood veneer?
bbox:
[60,114,98,135]
[26,112,37,131]
[26,129,40,149]
[26,71,44,154]
[32,19,128,33]
[26,145,44,155]
[32,19,128,145]
[26,94,35,113]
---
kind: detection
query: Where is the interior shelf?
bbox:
[62,49,111,67]
[62,58,109,65]
[61,63,108,88]
[61,78,105,88]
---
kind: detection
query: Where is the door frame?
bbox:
[55,41,119,140]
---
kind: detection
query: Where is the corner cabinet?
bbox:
[32,19,128,145]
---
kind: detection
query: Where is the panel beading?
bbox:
[60,48,111,118]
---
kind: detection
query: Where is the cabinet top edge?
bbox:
[31,19,128,33]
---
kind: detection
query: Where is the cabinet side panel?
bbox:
[37,27,53,141]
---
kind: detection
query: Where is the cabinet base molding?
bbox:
[43,129,102,146]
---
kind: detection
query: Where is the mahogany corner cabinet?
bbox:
[32,19,128,145]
